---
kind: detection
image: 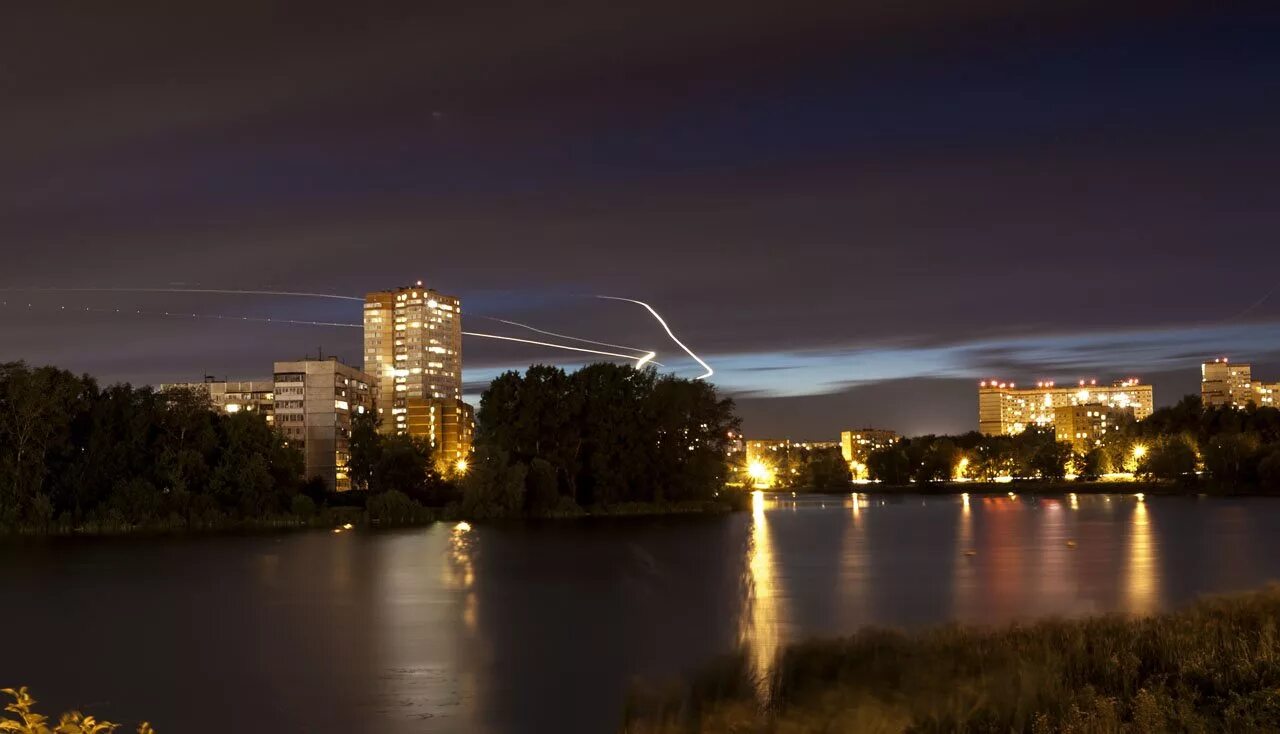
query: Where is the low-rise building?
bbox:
[157,377,276,423]
[745,439,839,464]
[1053,404,1133,451]
[273,358,377,492]
[840,428,900,479]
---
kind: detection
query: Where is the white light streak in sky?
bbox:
[597,296,713,379]
[461,331,656,365]
[0,287,365,301]
[0,302,658,367]
[473,315,659,366]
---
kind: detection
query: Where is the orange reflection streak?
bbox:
[444,523,478,632]
[741,491,781,704]
[952,494,977,621]
[1124,499,1160,615]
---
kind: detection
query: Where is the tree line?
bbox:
[0,360,743,532]
[0,362,311,533]
[865,396,1280,491]
[459,363,740,517]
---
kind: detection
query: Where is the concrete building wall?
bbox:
[274,358,376,492]
[978,379,1153,435]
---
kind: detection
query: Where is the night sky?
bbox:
[3,2,1279,439]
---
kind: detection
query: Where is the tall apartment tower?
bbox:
[363,282,472,469]
[273,358,376,492]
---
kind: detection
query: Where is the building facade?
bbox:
[363,282,472,469]
[1202,359,1280,409]
[978,378,1153,436]
[1052,404,1133,451]
[273,358,376,492]
[839,428,899,478]
[157,378,276,423]
[745,439,839,464]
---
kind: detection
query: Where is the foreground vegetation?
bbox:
[625,588,1280,732]
[2,686,153,733]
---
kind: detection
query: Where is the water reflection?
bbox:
[741,490,781,702]
[953,494,977,619]
[1125,499,1160,614]
[5,495,1278,734]
[445,522,478,632]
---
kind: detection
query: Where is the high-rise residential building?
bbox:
[978,378,1153,436]
[273,358,376,492]
[1052,404,1132,451]
[363,282,473,470]
[157,377,276,423]
[1201,358,1279,409]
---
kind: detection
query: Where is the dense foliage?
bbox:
[1,686,153,733]
[0,362,309,533]
[464,364,740,517]
[625,588,1280,732]
[865,395,1280,492]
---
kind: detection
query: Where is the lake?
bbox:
[4,492,1280,732]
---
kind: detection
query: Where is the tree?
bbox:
[346,412,382,492]
[806,448,852,491]
[1030,441,1073,480]
[867,444,911,485]
[1202,432,1261,486]
[1139,436,1198,482]
[461,449,527,519]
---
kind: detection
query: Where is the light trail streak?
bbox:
[460,331,656,364]
[472,315,658,365]
[597,296,713,379]
[0,302,657,366]
[0,287,364,301]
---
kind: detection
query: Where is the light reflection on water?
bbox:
[2,493,1276,734]
[741,490,780,701]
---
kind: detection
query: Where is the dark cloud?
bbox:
[2,1,1279,435]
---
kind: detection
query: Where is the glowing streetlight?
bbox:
[746,459,774,488]
[454,458,469,475]
[1132,444,1148,461]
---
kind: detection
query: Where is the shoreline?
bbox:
[769,479,1280,497]
[625,586,1280,732]
[0,497,743,541]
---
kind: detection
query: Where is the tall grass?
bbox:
[624,588,1280,732]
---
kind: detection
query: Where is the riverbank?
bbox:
[624,587,1280,732]
[0,493,746,539]
[767,478,1280,496]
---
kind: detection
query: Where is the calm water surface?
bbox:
[4,493,1280,732]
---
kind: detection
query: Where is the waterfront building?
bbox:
[978,378,1153,436]
[839,428,899,479]
[273,358,376,492]
[363,282,472,469]
[745,439,839,464]
[1201,358,1280,409]
[157,377,276,423]
[1052,403,1133,451]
